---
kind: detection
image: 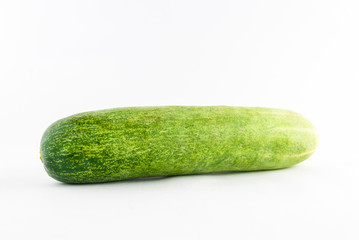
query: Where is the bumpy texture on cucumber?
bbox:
[40,106,318,183]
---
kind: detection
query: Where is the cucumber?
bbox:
[40,106,318,183]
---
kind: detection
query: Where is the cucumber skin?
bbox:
[40,106,318,183]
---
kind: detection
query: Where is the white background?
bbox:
[1,0,359,239]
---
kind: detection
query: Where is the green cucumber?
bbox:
[40,106,318,183]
